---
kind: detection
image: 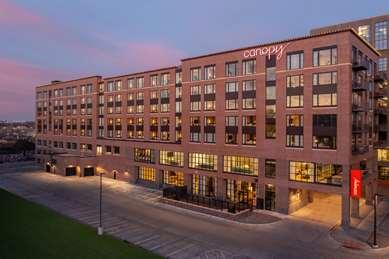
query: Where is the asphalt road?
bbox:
[0,167,388,259]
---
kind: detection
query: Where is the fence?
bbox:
[163,186,251,213]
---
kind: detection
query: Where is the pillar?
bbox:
[341,165,351,227]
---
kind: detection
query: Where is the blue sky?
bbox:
[0,0,388,120]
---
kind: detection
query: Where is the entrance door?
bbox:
[84,167,94,176]
[265,184,276,211]
[65,167,76,176]
[46,164,51,173]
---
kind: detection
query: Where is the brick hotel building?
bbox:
[35,27,383,225]
[311,14,389,190]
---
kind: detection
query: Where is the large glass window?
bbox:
[138,166,156,182]
[189,153,217,171]
[313,47,337,66]
[375,21,388,50]
[358,25,371,42]
[226,62,238,77]
[163,171,184,186]
[289,161,342,186]
[204,65,216,80]
[287,52,304,70]
[134,148,155,163]
[313,72,337,85]
[312,114,337,149]
[378,149,389,161]
[289,161,314,183]
[160,150,184,167]
[378,166,389,180]
[190,67,201,81]
[223,156,258,176]
[378,58,388,72]
[243,59,256,75]
[192,174,216,197]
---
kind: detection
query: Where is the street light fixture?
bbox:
[98,170,105,236]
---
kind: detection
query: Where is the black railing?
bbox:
[163,186,251,213]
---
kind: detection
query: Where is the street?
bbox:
[0,168,388,259]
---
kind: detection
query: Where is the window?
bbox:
[266,86,276,100]
[163,171,184,186]
[242,59,256,75]
[96,145,102,156]
[243,80,256,110]
[287,52,304,70]
[289,161,314,183]
[190,132,201,142]
[378,58,388,72]
[190,101,201,111]
[138,166,156,182]
[189,153,217,171]
[313,72,337,85]
[176,71,182,84]
[266,67,276,81]
[160,151,184,167]
[312,72,337,107]
[137,77,144,88]
[312,114,337,149]
[190,85,201,95]
[378,166,389,180]
[204,100,215,111]
[225,82,238,92]
[265,159,276,178]
[378,149,389,161]
[161,73,170,85]
[134,148,155,163]
[287,75,304,88]
[375,21,388,50]
[204,84,216,94]
[358,25,371,42]
[286,114,303,148]
[315,164,342,186]
[223,156,258,176]
[204,65,216,80]
[192,174,216,197]
[191,67,201,81]
[128,78,135,89]
[226,62,238,76]
[113,146,120,155]
[313,47,337,66]
[150,75,159,86]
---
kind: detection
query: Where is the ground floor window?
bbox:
[138,166,156,182]
[289,161,342,186]
[192,174,216,197]
[379,166,389,180]
[163,170,184,186]
[225,179,256,204]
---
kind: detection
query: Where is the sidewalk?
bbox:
[330,199,389,251]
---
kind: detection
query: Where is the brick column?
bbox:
[341,165,351,227]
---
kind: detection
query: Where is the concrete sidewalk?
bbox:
[330,199,389,251]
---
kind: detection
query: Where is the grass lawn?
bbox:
[0,188,162,259]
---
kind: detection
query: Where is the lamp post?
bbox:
[372,193,383,248]
[98,171,104,235]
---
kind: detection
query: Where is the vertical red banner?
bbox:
[350,169,362,198]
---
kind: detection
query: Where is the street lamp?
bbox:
[372,193,383,248]
[98,171,105,236]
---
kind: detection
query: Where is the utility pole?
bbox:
[98,171,104,235]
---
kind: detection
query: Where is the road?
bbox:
[0,167,387,258]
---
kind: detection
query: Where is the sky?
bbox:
[0,0,388,121]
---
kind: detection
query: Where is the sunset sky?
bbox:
[0,0,387,121]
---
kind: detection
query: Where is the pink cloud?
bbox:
[112,42,183,71]
[0,0,44,25]
[0,58,75,120]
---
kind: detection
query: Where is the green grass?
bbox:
[0,188,162,259]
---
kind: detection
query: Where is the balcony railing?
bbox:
[374,71,388,83]
[352,60,368,71]
[352,81,368,91]
[352,145,369,155]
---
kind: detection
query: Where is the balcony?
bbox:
[352,60,368,71]
[375,105,388,114]
[352,145,369,155]
[374,86,387,98]
[352,81,368,91]
[374,71,388,83]
[352,104,367,112]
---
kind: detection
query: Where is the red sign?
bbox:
[350,170,362,198]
